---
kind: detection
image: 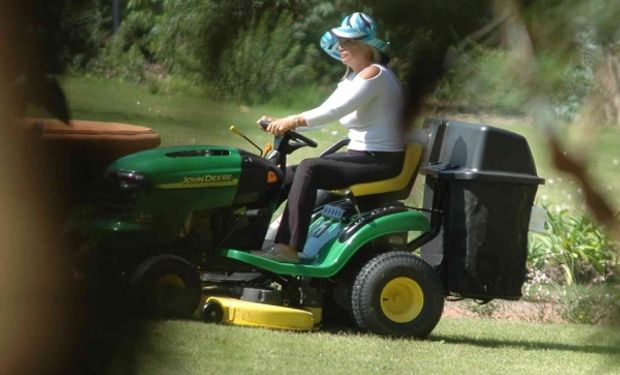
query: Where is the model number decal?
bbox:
[158,174,238,189]
[183,174,235,184]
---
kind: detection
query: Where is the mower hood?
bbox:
[106,145,243,189]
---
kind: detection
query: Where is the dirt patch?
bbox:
[443,299,565,323]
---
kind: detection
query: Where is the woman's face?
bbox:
[338,38,372,66]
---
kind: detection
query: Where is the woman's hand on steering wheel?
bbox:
[257,115,296,136]
[257,115,317,148]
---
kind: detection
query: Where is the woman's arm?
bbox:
[258,66,381,135]
[302,67,381,127]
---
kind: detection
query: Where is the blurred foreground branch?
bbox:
[497,0,620,246]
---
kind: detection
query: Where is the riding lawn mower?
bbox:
[74,117,544,338]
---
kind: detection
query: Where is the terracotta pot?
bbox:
[21,118,161,208]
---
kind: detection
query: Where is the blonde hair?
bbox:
[370,46,382,63]
[341,66,352,80]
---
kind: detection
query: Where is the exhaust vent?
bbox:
[166,149,230,158]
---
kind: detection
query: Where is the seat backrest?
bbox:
[348,139,425,200]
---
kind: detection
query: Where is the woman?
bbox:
[256,12,405,262]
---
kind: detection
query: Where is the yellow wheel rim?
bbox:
[380,277,424,323]
[154,274,186,289]
[153,274,186,307]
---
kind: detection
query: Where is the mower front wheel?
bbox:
[129,254,201,319]
[351,251,444,338]
[202,301,224,323]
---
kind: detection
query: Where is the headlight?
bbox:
[106,170,147,189]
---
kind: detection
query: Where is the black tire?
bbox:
[351,251,444,338]
[129,254,201,319]
[322,284,356,327]
[202,301,224,323]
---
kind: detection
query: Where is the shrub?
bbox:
[433,49,530,115]
[90,35,148,81]
[216,14,319,104]
[266,84,330,112]
[522,269,555,302]
[89,0,204,82]
[60,0,109,71]
[466,300,499,318]
[432,45,598,120]
[88,1,340,101]
[559,284,620,324]
[528,207,618,285]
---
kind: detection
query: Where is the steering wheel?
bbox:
[259,119,318,148]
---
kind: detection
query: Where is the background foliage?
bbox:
[526,208,619,324]
[65,0,493,105]
[48,0,620,125]
[529,208,617,285]
[216,14,319,103]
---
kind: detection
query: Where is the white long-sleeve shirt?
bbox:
[301,64,404,152]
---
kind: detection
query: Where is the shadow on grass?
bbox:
[321,322,620,357]
[429,334,620,355]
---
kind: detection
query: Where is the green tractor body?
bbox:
[224,208,429,278]
[93,145,283,256]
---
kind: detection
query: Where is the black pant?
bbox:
[275,150,404,250]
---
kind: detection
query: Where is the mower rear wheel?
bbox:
[351,251,444,338]
[129,254,201,319]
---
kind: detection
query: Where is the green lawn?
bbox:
[106,318,620,375]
